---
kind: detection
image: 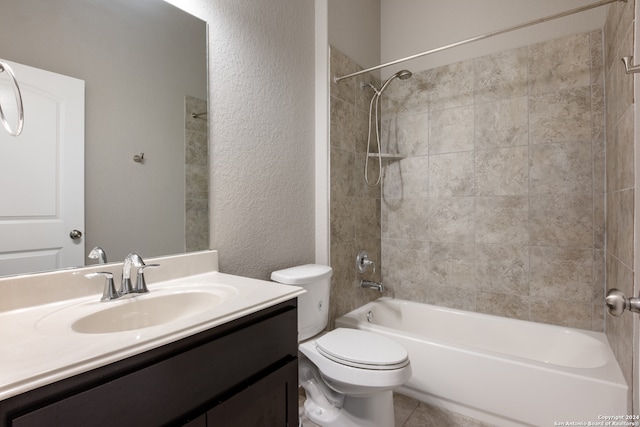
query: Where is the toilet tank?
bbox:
[271,264,332,341]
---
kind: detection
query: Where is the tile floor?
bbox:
[299,392,496,427]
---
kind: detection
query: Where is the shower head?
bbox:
[377,69,412,95]
[396,70,413,80]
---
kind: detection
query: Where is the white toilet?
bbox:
[271,264,411,427]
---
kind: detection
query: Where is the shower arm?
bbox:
[334,0,625,83]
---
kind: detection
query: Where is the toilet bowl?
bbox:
[271,265,411,427]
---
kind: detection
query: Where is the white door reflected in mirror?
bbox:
[0,61,84,275]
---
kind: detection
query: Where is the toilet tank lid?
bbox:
[271,264,332,285]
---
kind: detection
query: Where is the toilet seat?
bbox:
[315,329,409,370]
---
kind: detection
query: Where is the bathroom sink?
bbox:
[72,291,224,334]
[36,284,239,335]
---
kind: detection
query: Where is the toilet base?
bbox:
[304,390,395,427]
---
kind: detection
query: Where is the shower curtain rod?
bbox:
[334,0,625,83]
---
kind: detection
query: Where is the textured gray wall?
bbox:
[171,0,317,279]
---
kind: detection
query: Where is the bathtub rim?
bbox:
[335,297,626,386]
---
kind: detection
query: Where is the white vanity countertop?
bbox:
[0,252,304,401]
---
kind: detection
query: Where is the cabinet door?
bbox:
[206,360,298,427]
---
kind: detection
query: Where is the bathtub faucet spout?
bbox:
[361,279,383,292]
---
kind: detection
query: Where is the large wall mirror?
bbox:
[0,0,208,276]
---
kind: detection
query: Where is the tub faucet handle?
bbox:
[356,250,375,274]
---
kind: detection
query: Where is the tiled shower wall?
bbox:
[604,0,635,410]
[185,95,209,252]
[379,30,605,331]
[329,47,385,326]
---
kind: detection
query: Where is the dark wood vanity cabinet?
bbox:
[0,300,299,427]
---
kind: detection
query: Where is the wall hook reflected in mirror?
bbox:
[133,152,144,163]
[191,111,207,119]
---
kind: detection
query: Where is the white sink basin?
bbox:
[72,291,224,334]
[37,284,239,335]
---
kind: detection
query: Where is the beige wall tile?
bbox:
[330,148,355,199]
[330,197,355,245]
[475,196,529,244]
[590,29,604,86]
[383,238,429,282]
[427,242,475,288]
[390,112,429,155]
[427,197,474,243]
[475,97,528,150]
[420,282,476,311]
[474,46,528,103]
[616,107,635,191]
[475,243,529,295]
[617,189,635,268]
[530,246,593,302]
[530,141,592,194]
[528,33,590,95]
[530,194,593,247]
[529,87,592,145]
[429,152,475,197]
[429,106,474,154]
[475,146,528,196]
[356,198,380,241]
[592,249,605,332]
[382,156,429,200]
[592,85,605,194]
[385,198,430,240]
[593,193,605,250]
[426,60,474,112]
[330,96,355,151]
[476,291,530,321]
[529,296,592,329]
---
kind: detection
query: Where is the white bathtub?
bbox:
[335,297,627,427]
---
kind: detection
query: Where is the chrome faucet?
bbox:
[85,253,159,302]
[88,246,108,264]
[361,279,383,292]
[120,253,145,296]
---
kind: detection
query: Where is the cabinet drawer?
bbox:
[206,360,298,426]
[11,308,297,427]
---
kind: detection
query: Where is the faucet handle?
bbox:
[134,264,160,293]
[86,272,118,302]
[356,250,376,274]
